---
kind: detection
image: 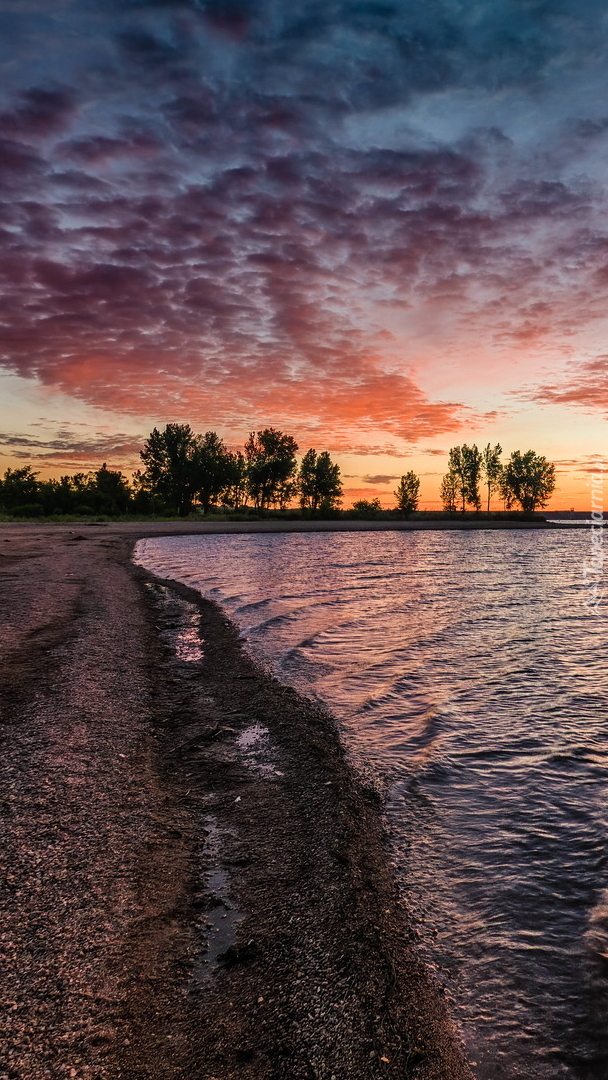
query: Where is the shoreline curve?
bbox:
[0,521,476,1079]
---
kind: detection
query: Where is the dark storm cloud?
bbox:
[1,0,608,435]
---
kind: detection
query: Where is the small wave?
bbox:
[233,597,275,614]
[585,892,608,966]
[549,746,594,765]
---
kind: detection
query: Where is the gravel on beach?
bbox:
[0,523,475,1080]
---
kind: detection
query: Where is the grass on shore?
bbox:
[0,508,548,524]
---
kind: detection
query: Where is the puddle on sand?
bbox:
[236,724,281,778]
[174,611,205,662]
[144,582,205,662]
[193,816,244,983]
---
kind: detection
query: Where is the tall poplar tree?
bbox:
[299,449,342,512]
[482,443,503,513]
[445,444,482,512]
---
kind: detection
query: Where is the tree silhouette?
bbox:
[140,424,199,515]
[0,465,135,517]
[351,498,382,517]
[394,471,420,517]
[222,451,248,510]
[481,443,503,513]
[440,471,458,513]
[0,466,39,510]
[445,444,482,512]
[245,428,299,509]
[462,444,482,511]
[501,450,556,511]
[192,432,235,515]
[299,449,342,512]
[94,464,131,514]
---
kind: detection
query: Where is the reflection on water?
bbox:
[135,530,608,1080]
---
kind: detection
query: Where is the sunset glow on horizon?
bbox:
[0,1,607,509]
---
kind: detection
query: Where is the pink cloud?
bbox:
[526,356,608,415]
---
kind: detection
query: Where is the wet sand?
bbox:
[0,522,476,1079]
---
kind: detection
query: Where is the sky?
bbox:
[0,0,607,508]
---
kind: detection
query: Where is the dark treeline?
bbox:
[0,462,133,518]
[0,425,343,519]
[137,425,343,516]
[0,425,556,519]
[440,443,556,513]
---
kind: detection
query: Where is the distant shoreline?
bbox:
[0,516,580,541]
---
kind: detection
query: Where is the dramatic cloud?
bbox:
[1,0,608,464]
[0,426,143,469]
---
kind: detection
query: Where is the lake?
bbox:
[135,528,607,1080]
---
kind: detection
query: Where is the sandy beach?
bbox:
[0,521,482,1079]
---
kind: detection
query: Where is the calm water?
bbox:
[135,530,608,1080]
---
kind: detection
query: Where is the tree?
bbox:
[93,464,131,514]
[192,432,235,514]
[39,475,75,515]
[245,428,298,509]
[446,446,467,513]
[440,471,458,513]
[315,451,342,512]
[462,444,482,511]
[481,443,503,513]
[394,471,420,517]
[0,466,40,511]
[500,450,556,512]
[445,444,482,513]
[222,451,248,510]
[275,476,300,510]
[139,424,198,516]
[299,449,342,512]
[299,449,317,509]
[351,498,382,517]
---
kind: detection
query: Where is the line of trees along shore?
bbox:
[440,443,556,514]
[139,425,343,516]
[0,424,555,518]
[0,426,343,518]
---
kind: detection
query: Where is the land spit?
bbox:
[0,522,483,1080]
